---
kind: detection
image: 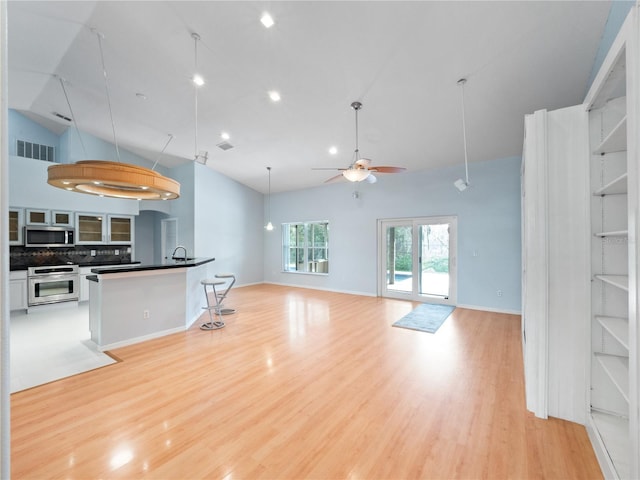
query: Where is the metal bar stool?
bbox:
[200,279,226,330]
[214,273,236,315]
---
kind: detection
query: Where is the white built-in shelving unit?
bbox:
[584,6,639,479]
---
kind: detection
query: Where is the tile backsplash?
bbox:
[10,245,133,270]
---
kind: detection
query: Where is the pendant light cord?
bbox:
[193,33,200,159]
[459,78,469,185]
[94,29,121,162]
[57,75,87,158]
[151,134,174,171]
[267,166,272,220]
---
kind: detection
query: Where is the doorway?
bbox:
[378,216,457,304]
[161,218,178,261]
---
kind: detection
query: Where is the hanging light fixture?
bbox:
[454,78,471,192]
[192,32,209,165]
[265,167,274,231]
[47,29,180,200]
[343,101,371,182]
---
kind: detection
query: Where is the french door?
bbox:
[378,216,457,304]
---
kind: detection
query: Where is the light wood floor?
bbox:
[11,284,602,479]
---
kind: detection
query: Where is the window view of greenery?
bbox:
[387,223,450,297]
[282,222,329,274]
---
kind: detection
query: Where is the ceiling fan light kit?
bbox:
[47,29,180,200]
[314,101,406,184]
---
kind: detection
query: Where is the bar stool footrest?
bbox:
[200,321,225,330]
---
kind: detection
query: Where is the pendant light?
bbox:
[265,167,274,231]
[47,29,180,200]
[454,78,471,192]
[192,32,208,165]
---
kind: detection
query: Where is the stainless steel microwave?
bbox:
[24,226,75,247]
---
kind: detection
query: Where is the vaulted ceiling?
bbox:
[7,1,611,193]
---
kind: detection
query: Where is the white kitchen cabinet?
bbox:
[76,213,134,245]
[9,270,27,311]
[76,213,105,244]
[25,208,50,225]
[108,215,134,244]
[9,208,24,245]
[51,210,74,227]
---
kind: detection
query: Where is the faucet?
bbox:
[171,245,188,261]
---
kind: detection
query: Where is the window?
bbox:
[282,221,329,274]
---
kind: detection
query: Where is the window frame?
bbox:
[282,221,329,275]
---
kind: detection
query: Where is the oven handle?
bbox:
[29,273,79,281]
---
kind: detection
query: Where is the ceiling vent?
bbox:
[52,112,72,122]
[216,141,234,151]
[16,140,56,162]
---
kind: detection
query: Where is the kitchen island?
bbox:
[88,258,215,350]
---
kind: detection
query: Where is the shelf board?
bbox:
[595,353,629,403]
[593,116,627,155]
[594,275,629,292]
[591,411,629,479]
[596,316,629,351]
[594,230,628,238]
[593,173,628,196]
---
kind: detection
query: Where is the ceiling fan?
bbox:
[314,101,406,184]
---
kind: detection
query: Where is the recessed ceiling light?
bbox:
[221,132,230,140]
[261,13,274,28]
[268,91,281,102]
[193,74,205,87]
[329,146,338,155]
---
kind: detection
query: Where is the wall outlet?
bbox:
[143,310,150,319]
[497,290,503,297]
[91,250,96,256]
[115,249,119,255]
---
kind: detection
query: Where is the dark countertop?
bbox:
[79,261,141,267]
[91,257,215,275]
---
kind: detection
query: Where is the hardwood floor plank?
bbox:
[11,284,602,479]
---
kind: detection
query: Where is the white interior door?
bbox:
[379,216,457,304]
[161,218,178,260]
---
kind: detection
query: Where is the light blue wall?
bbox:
[265,156,522,312]
[59,124,170,175]
[8,110,59,158]
[169,162,196,255]
[193,163,264,285]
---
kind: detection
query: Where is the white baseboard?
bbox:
[455,303,522,315]
[263,281,376,297]
[99,326,185,352]
[262,283,520,312]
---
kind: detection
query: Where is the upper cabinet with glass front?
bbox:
[25,208,50,225]
[9,208,24,245]
[76,213,134,245]
[108,215,133,244]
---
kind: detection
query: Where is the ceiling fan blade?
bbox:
[365,174,377,184]
[369,166,407,173]
[324,173,345,183]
